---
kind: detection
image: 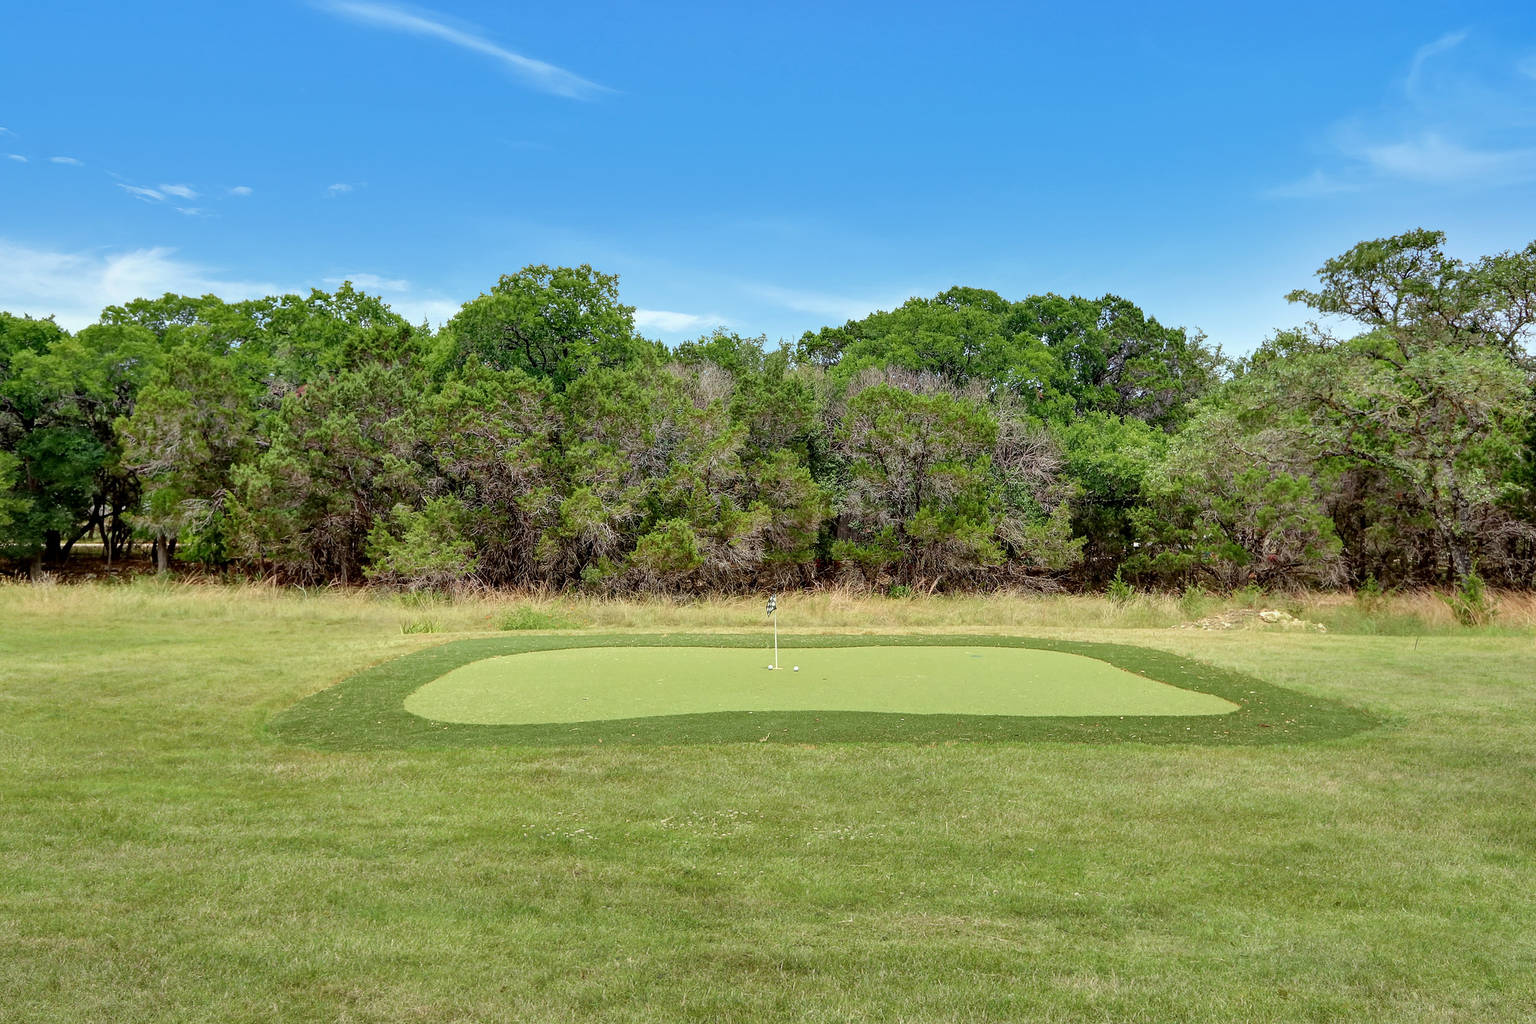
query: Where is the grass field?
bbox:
[2,580,1535,1022]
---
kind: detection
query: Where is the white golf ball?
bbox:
[793,666,800,672]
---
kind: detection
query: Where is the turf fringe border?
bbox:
[267,633,1378,749]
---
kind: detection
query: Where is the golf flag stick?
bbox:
[766,593,778,670]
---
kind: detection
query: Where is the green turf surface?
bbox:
[405,646,1240,724]
[272,633,1372,748]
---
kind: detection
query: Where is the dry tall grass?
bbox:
[3,578,1533,635]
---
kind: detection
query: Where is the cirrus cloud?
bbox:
[116,183,165,202]
[1355,132,1536,186]
[1266,30,1536,198]
[319,1,607,100]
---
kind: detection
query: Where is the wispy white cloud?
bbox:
[1261,169,1365,200]
[1519,54,1536,80]
[321,1,607,100]
[117,183,166,202]
[1267,30,1536,198]
[1354,132,1536,185]
[0,239,283,331]
[634,309,723,334]
[116,183,217,211]
[325,272,410,292]
[326,182,354,196]
[1405,29,1468,94]
[228,185,253,197]
[49,156,83,166]
[748,283,905,323]
[6,154,25,163]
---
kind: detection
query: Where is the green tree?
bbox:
[103,284,424,391]
[1285,228,1536,363]
[1133,398,1343,589]
[119,344,258,570]
[1,314,69,572]
[418,364,558,586]
[675,332,830,581]
[832,371,1076,587]
[227,362,427,583]
[0,315,161,572]
[1054,413,1167,584]
[0,449,25,537]
[798,288,1221,427]
[1014,293,1223,429]
[1240,333,1528,584]
[1279,230,1536,583]
[800,287,1062,402]
[241,282,416,383]
[30,322,164,564]
[443,265,660,386]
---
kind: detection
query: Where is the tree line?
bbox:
[2,230,1533,592]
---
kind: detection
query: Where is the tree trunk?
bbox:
[29,551,43,581]
[155,536,170,574]
[1441,527,1472,584]
[60,522,89,562]
[1442,486,1477,585]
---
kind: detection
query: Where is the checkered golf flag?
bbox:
[765,594,777,616]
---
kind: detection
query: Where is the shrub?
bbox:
[1179,583,1211,618]
[1354,575,1387,614]
[1234,582,1264,608]
[1106,569,1133,605]
[499,606,582,631]
[1443,570,1498,627]
[366,498,478,589]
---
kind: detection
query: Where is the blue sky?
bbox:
[3,1,1536,352]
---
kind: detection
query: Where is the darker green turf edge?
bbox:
[265,633,1378,750]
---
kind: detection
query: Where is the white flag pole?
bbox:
[766,593,779,670]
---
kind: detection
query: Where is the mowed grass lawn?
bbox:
[1,584,1534,1022]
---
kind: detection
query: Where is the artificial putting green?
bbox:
[405,646,1240,724]
[270,633,1376,748]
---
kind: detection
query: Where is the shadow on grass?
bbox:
[267,633,1378,750]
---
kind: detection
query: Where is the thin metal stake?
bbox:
[766,593,779,670]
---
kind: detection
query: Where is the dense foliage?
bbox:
[3,234,1533,591]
